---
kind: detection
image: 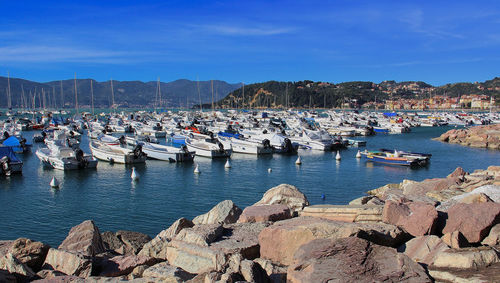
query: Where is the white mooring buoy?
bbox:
[356,150,361,158]
[336,151,341,161]
[50,176,59,188]
[268,168,272,173]
[295,156,302,165]
[225,159,231,168]
[131,167,139,181]
[194,164,201,174]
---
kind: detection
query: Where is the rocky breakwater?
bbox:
[434,124,500,149]
[1,173,499,282]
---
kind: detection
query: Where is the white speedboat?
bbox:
[185,137,231,158]
[36,146,98,170]
[126,138,194,162]
[218,135,273,155]
[89,140,147,164]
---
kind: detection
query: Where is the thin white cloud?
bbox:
[192,24,295,36]
[0,45,143,64]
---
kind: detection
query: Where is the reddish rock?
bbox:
[238,204,291,223]
[447,167,467,179]
[287,237,431,283]
[441,231,469,248]
[382,201,438,236]
[99,255,157,277]
[442,202,500,243]
[115,230,152,255]
[258,216,409,266]
[398,236,449,266]
[58,220,105,257]
[403,178,462,197]
[254,184,309,215]
[8,238,50,272]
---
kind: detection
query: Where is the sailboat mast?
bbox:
[110,78,115,112]
[60,80,64,109]
[211,80,214,110]
[90,80,94,116]
[74,73,79,115]
[21,84,25,110]
[7,71,12,109]
[158,78,162,111]
[197,77,202,112]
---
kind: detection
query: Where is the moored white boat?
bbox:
[89,140,147,164]
[36,147,98,170]
[185,137,231,158]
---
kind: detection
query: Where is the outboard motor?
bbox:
[0,156,11,176]
[3,131,10,140]
[262,139,271,148]
[181,145,189,153]
[133,145,144,159]
[216,140,225,152]
[283,138,293,153]
[74,148,87,168]
[119,135,126,145]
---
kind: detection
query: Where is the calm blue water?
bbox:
[1,126,499,246]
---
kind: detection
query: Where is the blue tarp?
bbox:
[0,146,20,162]
[383,112,397,117]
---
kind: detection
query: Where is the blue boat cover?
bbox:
[0,146,21,162]
[2,136,20,147]
[383,112,397,117]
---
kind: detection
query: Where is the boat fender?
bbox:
[0,156,10,174]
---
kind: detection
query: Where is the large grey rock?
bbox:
[142,261,195,282]
[174,224,223,247]
[167,222,268,274]
[437,185,500,212]
[258,216,410,266]
[193,200,242,225]
[115,230,152,255]
[42,248,93,278]
[58,220,105,257]
[101,231,125,254]
[254,184,309,214]
[138,218,194,259]
[0,252,36,280]
[8,238,50,272]
[287,237,431,283]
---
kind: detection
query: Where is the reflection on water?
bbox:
[1,126,499,246]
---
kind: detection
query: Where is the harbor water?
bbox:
[1,126,499,246]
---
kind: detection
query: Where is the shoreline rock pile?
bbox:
[434,124,500,149]
[1,170,499,282]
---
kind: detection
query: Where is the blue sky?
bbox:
[1,0,499,85]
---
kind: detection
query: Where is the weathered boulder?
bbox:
[0,253,36,280]
[0,241,13,257]
[435,124,500,150]
[403,177,462,198]
[238,204,291,223]
[142,261,195,282]
[432,247,500,269]
[448,167,468,179]
[42,248,93,278]
[382,201,438,236]
[253,258,287,283]
[254,184,309,214]
[8,238,50,272]
[287,237,431,283]
[58,220,105,257]
[441,231,469,248]
[348,195,374,205]
[482,223,500,246]
[398,236,449,266]
[36,269,66,279]
[239,259,270,283]
[115,230,152,255]
[437,185,500,212]
[258,216,409,266]
[167,222,268,274]
[138,218,194,259]
[98,254,156,277]
[101,231,125,254]
[442,202,500,243]
[428,262,500,283]
[300,204,383,223]
[366,183,401,199]
[174,224,223,247]
[192,200,242,225]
